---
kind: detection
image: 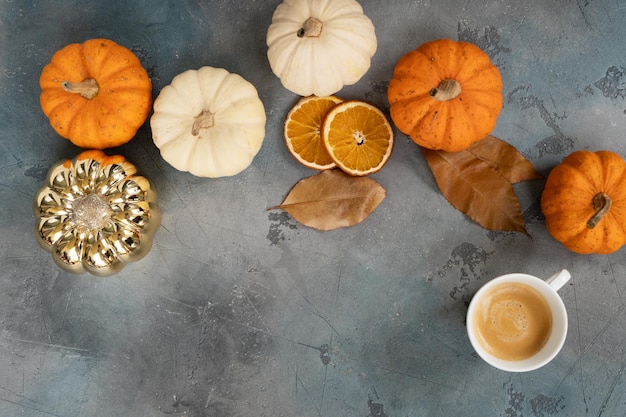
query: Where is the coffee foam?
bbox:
[488,300,530,342]
[473,282,552,361]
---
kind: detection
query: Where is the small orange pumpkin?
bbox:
[387,38,502,152]
[541,150,626,255]
[39,38,152,149]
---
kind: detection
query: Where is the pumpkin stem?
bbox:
[297,17,323,38]
[587,192,612,229]
[192,109,215,136]
[429,79,462,101]
[61,78,99,100]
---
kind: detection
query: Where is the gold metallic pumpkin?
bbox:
[33,150,160,276]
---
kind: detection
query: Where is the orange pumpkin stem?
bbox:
[192,109,215,136]
[61,78,99,100]
[587,192,612,229]
[429,79,462,101]
[297,17,323,38]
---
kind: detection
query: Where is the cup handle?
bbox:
[545,269,571,291]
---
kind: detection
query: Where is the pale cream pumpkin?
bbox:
[266,0,377,97]
[150,67,266,178]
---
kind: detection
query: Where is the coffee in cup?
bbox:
[466,270,570,372]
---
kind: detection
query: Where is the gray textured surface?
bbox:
[2,1,626,416]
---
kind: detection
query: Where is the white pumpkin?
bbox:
[150,67,266,178]
[266,0,377,97]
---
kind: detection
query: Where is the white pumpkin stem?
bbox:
[297,17,323,38]
[61,78,99,99]
[587,192,612,229]
[429,79,462,101]
[192,109,215,136]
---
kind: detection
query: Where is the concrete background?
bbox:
[2,0,626,416]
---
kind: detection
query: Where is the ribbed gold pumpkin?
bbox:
[33,150,160,275]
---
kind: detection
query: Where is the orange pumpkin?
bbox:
[541,150,626,255]
[387,38,502,152]
[39,38,152,149]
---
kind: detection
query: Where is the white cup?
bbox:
[466,269,571,372]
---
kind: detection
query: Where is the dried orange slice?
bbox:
[322,100,394,176]
[284,95,343,170]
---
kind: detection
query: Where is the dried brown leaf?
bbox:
[422,146,529,235]
[271,169,386,231]
[468,135,543,183]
